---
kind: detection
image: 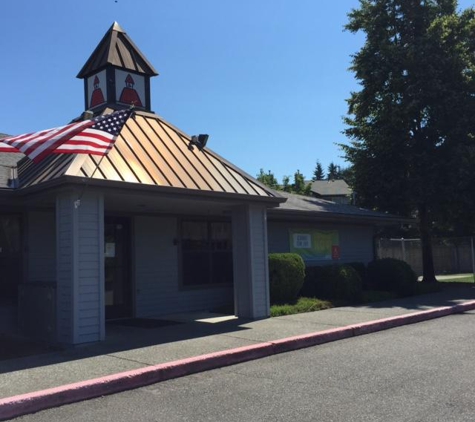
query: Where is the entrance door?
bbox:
[105,217,132,319]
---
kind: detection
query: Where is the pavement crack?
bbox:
[104,354,153,367]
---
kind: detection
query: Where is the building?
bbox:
[0,23,405,346]
[310,179,353,204]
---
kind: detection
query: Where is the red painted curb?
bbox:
[0,342,274,421]
[1,300,475,421]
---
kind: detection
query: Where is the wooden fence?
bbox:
[376,237,475,276]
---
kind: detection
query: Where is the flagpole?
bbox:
[74,154,107,208]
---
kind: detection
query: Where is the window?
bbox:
[0,215,22,303]
[181,220,233,287]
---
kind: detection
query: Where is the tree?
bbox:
[341,0,475,282]
[312,161,325,181]
[282,175,291,192]
[256,168,279,190]
[292,170,306,194]
[327,162,340,180]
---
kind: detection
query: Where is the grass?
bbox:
[270,297,334,317]
[438,275,474,283]
[270,273,475,317]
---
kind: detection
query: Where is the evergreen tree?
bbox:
[282,175,291,192]
[327,162,340,180]
[341,0,475,282]
[312,161,325,181]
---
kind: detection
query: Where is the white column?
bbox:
[56,191,104,345]
[232,204,270,319]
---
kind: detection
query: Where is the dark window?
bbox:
[181,220,233,287]
[0,215,22,303]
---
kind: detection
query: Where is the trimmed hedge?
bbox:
[301,264,362,302]
[268,253,305,305]
[366,258,417,296]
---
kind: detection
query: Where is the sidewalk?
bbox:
[1,285,475,419]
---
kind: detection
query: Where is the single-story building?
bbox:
[0,23,405,346]
[310,179,353,204]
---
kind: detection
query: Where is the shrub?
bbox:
[367,258,417,296]
[268,253,305,305]
[301,264,362,302]
[300,265,325,298]
[347,262,368,288]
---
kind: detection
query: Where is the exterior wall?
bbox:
[26,211,56,282]
[232,205,270,319]
[134,215,233,317]
[56,192,104,345]
[268,220,375,266]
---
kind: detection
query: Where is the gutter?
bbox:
[14,175,287,208]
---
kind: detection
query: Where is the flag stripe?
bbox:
[0,109,133,163]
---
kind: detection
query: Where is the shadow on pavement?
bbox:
[0,316,251,375]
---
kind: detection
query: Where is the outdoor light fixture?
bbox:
[188,134,209,151]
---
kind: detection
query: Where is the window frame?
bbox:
[178,218,234,290]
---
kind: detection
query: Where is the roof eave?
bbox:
[268,208,414,226]
[16,176,286,207]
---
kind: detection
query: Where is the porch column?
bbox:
[56,190,105,345]
[232,204,270,319]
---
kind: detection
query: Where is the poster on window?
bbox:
[289,229,340,260]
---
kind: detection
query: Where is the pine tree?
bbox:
[341,0,475,282]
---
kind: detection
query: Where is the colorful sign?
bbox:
[115,69,145,107]
[87,70,107,108]
[289,229,340,260]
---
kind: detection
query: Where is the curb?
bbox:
[1,301,475,420]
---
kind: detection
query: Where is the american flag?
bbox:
[0,109,133,163]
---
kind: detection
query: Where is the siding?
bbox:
[267,221,375,265]
[56,195,74,344]
[232,205,270,319]
[27,211,56,282]
[134,216,232,317]
[76,196,104,343]
[249,206,269,318]
[56,192,104,345]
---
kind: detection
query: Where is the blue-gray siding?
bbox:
[134,216,233,317]
[56,192,104,345]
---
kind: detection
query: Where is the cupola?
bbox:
[77,22,158,113]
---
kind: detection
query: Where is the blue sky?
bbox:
[2,0,474,182]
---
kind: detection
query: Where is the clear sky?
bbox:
[2,0,474,182]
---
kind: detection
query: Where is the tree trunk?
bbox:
[419,203,437,283]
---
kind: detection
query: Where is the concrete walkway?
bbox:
[1,285,475,420]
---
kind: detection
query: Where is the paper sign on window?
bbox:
[105,243,116,258]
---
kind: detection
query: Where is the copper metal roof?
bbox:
[77,22,158,78]
[16,109,279,199]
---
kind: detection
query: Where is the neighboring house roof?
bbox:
[77,22,158,78]
[13,109,281,201]
[0,133,24,189]
[270,191,411,224]
[311,179,351,197]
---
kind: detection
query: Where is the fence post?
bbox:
[471,237,475,283]
[401,238,406,262]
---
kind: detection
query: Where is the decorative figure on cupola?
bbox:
[119,73,143,107]
[90,75,105,108]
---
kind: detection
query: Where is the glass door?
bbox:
[104,217,132,319]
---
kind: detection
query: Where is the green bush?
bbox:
[268,253,305,305]
[367,258,417,296]
[347,262,368,288]
[301,264,362,302]
[300,265,325,298]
